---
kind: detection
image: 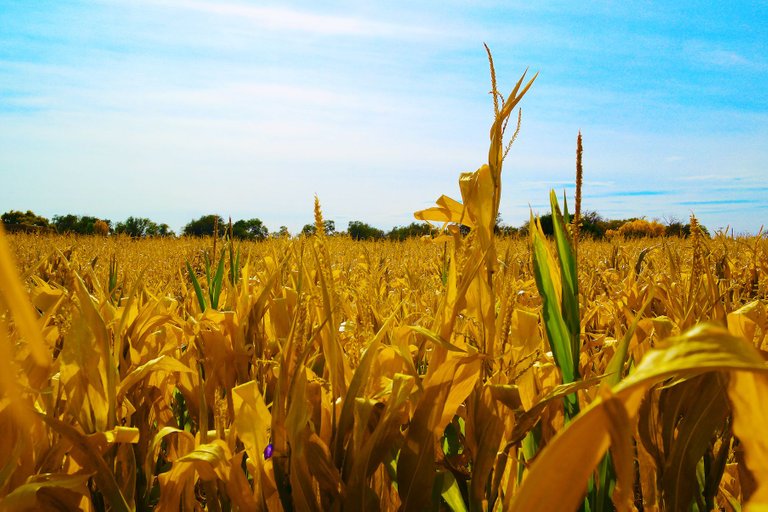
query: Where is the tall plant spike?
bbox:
[314,194,325,237]
[574,131,583,255]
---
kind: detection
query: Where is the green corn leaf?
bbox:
[549,190,580,372]
[204,252,213,306]
[210,249,226,309]
[530,216,575,382]
[228,242,236,285]
[186,261,207,312]
[531,210,579,419]
[440,471,468,512]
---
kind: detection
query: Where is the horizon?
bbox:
[1,1,767,235]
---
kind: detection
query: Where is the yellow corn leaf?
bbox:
[175,439,232,482]
[508,389,613,511]
[306,432,343,497]
[464,264,496,355]
[729,371,768,508]
[728,300,765,346]
[343,373,413,509]
[507,376,606,445]
[29,276,64,315]
[144,426,195,498]
[509,324,768,512]
[155,461,196,512]
[90,426,140,448]
[72,273,118,430]
[224,452,260,511]
[232,380,271,463]
[0,473,93,512]
[510,309,541,361]
[116,354,193,399]
[437,353,483,430]
[466,384,506,509]
[334,302,402,466]
[652,315,677,340]
[0,318,39,431]
[398,352,482,512]
[0,224,50,367]
[414,194,473,227]
[281,365,322,512]
[36,412,131,512]
[114,443,136,510]
[459,165,496,241]
[59,319,109,434]
[601,389,635,512]
[407,325,466,353]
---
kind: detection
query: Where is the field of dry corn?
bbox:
[1,225,766,512]
[2,62,768,512]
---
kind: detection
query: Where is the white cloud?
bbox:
[143,0,441,39]
[684,41,766,71]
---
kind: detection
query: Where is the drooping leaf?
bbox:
[509,324,768,512]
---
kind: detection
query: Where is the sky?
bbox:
[1,1,767,235]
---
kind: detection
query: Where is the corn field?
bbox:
[1,57,768,512]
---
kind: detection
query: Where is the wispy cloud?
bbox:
[684,40,767,71]
[678,199,763,206]
[146,0,441,39]
[595,190,672,198]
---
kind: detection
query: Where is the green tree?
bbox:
[78,216,103,234]
[51,214,79,233]
[115,217,157,237]
[273,226,290,238]
[51,214,109,234]
[1,210,50,228]
[156,223,174,237]
[183,215,224,237]
[232,218,268,241]
[664,217,710,238]
[301,220,336,236]
[387,222,434,241]
[348,221,384,240]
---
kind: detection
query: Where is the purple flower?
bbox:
[263,443,273,460]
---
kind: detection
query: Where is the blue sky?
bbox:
[1,1,767,234]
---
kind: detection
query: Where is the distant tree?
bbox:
[183,215,224,237]
[94,220,110,236]
[52,214,79,233]
[606,218,665,238]
[578,211,607,239]
[348,221,384,240]
[665,220,688,237]
[519,210,634,240]
[301,220,336,236]
[232,218,268,241]
[52,214,110,235]
[387,222,435,241]
[663,217,710,238]
[116,217,155,237]
[520,213,555,236]
[273,226,290,238]
[497,225,521,237]
[1,210,50,228]
[493,213,505,235]
[156,223,174,237]
[79,216,102,234]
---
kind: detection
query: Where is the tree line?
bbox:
[0,210,436,241]
[1,209,706,241]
